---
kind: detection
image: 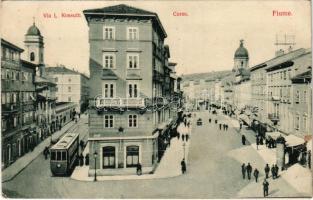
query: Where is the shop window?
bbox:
[102,146,115,168]
[126,145,139,167]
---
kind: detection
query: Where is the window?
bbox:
[51,151,56,160]
[127,54,139,69]
[61,151,67,161]
[16,71,19,80]
[6,92,10,103]
[102,146,115,168]
[56,151,62,161]
[2,93,5,104]
[128,83,139,98]
[295,115,300,130]
[127,27,138,40]
[303,91,307,104]
[103,54,115,69]
[295,90,300,104]
[126,146,139,167]
[13,117,17,127]
[30,52,35,61]
[6,69,10,79]
[128,115,138,128]
[2,118,7,131]
[283,70,287,80]
[104,115,114,128]
[103,83,115,98]
[103,26,115,40]
[303,116,307,132]
[68,86,71,92]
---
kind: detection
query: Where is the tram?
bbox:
[50,132,79,176]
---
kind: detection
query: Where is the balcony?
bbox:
[2,103,19,113]
[268,113,279,121]
[92,98,145,109]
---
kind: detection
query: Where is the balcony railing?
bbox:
[1,103,19,113]
[93,98,145,108]
[268,113,279,121]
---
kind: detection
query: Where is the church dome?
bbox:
[26,23,41,36]
[234,40,249,58]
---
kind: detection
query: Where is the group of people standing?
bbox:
[241,162,280,197]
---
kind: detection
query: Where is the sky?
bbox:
[1,1,311,76]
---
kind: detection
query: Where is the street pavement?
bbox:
[2,111,307,198]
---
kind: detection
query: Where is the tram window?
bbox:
[57,151,62,161]
[51,151,56,160]
[62,151,67,161]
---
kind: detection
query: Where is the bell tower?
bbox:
[233,39,249,72]
[24,21,45,77]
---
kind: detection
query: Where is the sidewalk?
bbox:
[71,123,192,181]
[219,112,312,196]
[2,120,77,183]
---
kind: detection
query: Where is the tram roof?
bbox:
[51,132,79,150]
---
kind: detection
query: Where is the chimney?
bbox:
[275,49,284,57]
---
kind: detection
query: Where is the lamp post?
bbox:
[93,151,97,181]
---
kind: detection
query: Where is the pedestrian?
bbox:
[43,147,48,160]
[219,123,222,130]
[256,136,259,150]
[85,153,89,165]
[181,159,186,174]
[215,119,218,124]
[246,163,252,180]
[186,134,189,142]
[253,168,259,182]
[271,164,275,179]
[136,163,142,175]
[226,124,228,131]
[177,132,180,140]
[263,178,269,197]
[264,164,270,179]
[308,150,311,169]
[79,153,84,166]
[209,118,211,123]
[274,164,279,178]
[240,122,242,130]
[242,135,246,145]
[241,163,246,179]
[182,134,185,141]
[78,113,81,118]
[80,140,85,150]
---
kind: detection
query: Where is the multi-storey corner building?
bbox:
[266,48,311,134]
[46,66,90,113]
[1,39,37,168]
[84,4,180,175]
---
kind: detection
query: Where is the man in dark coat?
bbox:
[226,124,228,131]
[182,134,185,141]
[274,164,279,178]
[246,163,252,180]
[219,123,222,130]
[308,150,311,169]
[136,163,142,175]
[241,163,246,179]
[263,179,269,197]
[209,118,211,123]
[253,168,259,182]
[215,119,218,124]
[242,135,246,145]
[271,164,275,179]
[264,164,270,179]
[186,134,189,142]
[181,159,186,174]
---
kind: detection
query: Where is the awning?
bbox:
[285,135,305,147]
[266,131,282,139]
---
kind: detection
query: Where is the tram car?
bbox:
[50,132,79,176]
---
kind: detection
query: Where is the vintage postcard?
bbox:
[0,0,312,198]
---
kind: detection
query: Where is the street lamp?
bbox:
[93,151,98,181]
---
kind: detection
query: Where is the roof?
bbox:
[291,70,312,83]
[21,60,37,69]
[26,23,41,36]
[181,70,232,83]
[46,66,89,78]
[250,63,267,72]
[234,40,249,58]
[51,132,79,150]
[83,4,167,38]
[1,38,24,52]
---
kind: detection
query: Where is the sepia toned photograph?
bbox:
[0,0,312,198]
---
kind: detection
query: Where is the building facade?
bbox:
[46,66,89,113]
[1,39,37,168]
[84,4,180,175]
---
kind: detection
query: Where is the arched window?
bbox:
[102,146,115,168]
[241,61,244,67]
[126,145,139,167]
[30,52,35,61]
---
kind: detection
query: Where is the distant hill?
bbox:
[181,70,232,83]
